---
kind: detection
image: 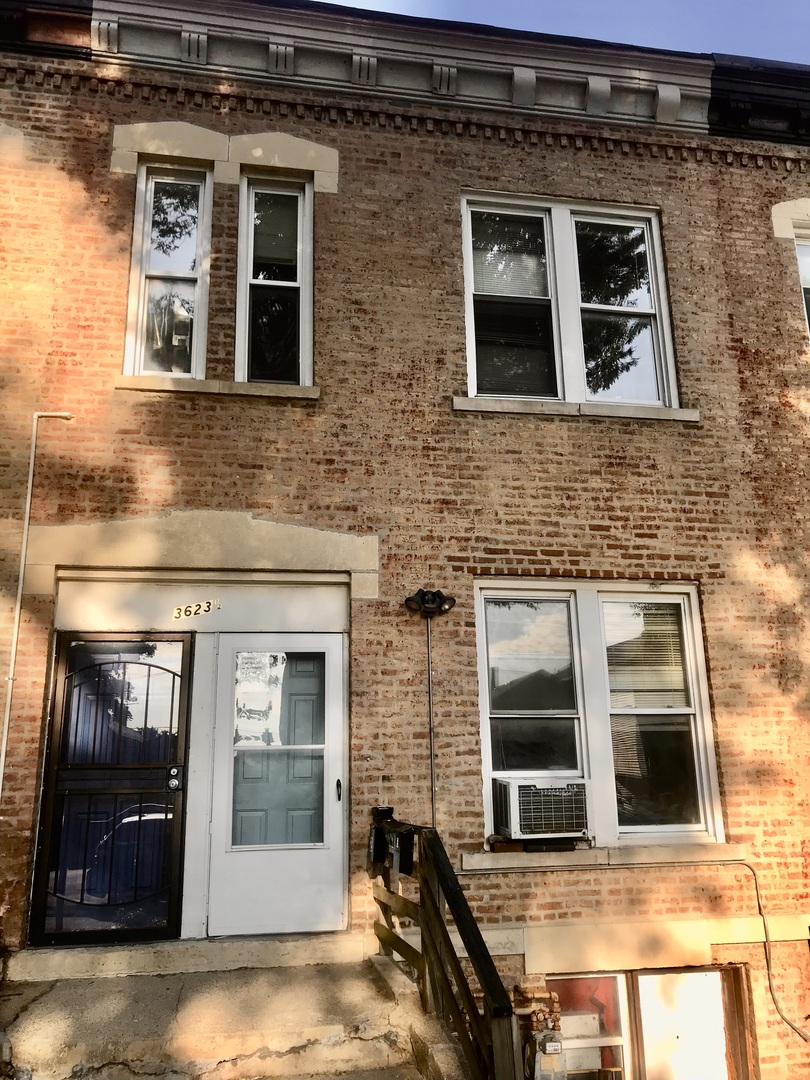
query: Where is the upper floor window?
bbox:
[235,178,313,384]
[114,123,337,391]
[124,167,212,378]
[478,581,723,847]
[796,240,810,328]
[462,196,678,408]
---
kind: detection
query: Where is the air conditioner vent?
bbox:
[492,778,590,840]
[518,782,587,835]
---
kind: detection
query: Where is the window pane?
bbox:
[472,211,548,296]
[611,713,700,825]
[486,599,576,711]
[547,975,626,1079]
[142,280,194,374]
[797,242,810,287]
[576,220,651,308]
[248,285,300,382]
[148,180,200,275]
[603,602,689,708]
[491,717,577,771]
[582,311,659,403]
[252,192,298,282]
[62,641,182,766]
[797,244,810,324]
[474,296,556,396]
[232,652,325,848]
[46,793,173,935]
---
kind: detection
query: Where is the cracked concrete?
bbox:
[0,961,434,1080]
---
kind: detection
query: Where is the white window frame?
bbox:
[235,175,314,385]
[124,164,213,379]
[461,194,678,408]
[795,235,810,334]
[476,580,724,847]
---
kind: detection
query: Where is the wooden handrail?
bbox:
[369,813,522,1080]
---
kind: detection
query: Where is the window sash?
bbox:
[125,168,211,379]
[235,178,313,385]
[463,196,676,408]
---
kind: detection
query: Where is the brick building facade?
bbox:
[2,1,810,1075]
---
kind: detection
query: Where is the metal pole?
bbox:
[0,411,73,814]
[426,614,436,829]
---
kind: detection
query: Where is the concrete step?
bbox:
[0,960,428,1080]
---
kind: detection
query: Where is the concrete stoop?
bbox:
[0,952,466,1080]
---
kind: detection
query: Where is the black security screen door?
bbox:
[30,634,192,945]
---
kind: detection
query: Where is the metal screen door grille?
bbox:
[518,783,587,834]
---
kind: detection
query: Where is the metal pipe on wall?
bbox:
[0,411,73,813]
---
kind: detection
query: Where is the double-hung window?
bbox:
[125,167,212,378]
[478,581,723,847]
[462,196,677,408]
[236,178,313,384]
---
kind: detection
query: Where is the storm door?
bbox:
[207,633,346,936]
[30,634,192,945]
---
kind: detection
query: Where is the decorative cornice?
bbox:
[90,0,713,134]
[2,55,810,174]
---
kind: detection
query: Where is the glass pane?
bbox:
[248,284,300,382]
[252,192,298,282]
[490,717,578,771]
[486,599,576,711]
[603,602,689,708]
[232,652,325,847]
[472,211,548,297]
[45,793,173,934]
[142,280,194,374]
[611,713,700,825]
[547,975,626,1079]
[638,972,729,1080]
[474,297,556,396]
[61,641,183,766]
[148,180,200,274]
[797,242,810,287]
[576,220,651,308]
[582,311,659,403]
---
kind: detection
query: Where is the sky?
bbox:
[312,0,810,67]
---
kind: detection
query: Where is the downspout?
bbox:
[0,411,73,813]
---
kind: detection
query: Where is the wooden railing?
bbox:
[369,809,522,1080]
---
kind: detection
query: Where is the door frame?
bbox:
[29,631,194,946]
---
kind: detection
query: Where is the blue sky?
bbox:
[313,0,810,66]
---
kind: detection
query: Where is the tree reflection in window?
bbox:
[576,221,658,401]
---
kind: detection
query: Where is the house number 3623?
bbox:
[172,600,221,619]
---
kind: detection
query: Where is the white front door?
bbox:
[207,633,346,936]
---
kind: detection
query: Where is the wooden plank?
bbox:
[420,916,489,1080]
[373,921,423,970]
[420,876,490,1052]
[372,881,420,921]
[420,830,513,1018]
[491,1014,522,1080]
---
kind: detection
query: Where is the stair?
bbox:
[0,943,466,1080]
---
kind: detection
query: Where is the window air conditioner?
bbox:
[492,777,590,840]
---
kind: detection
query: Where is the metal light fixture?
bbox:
[403,587,456,828]
[403,588,456,616]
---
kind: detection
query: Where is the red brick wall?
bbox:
[2,50,810,1075]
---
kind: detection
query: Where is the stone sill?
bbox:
[461,842,748,873]
[453,396,700,423]
[115,375,321,399]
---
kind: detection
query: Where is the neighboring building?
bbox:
[2,0,810,1075]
